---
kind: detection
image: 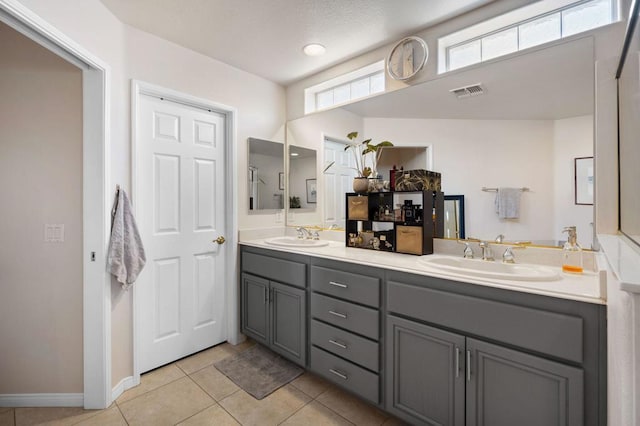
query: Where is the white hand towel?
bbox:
[495,187,522,219]
[108,188,146,290]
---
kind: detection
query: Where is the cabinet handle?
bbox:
[466,350,472,382]
[329,339,348,349]
[329,281,348,289]
[328,310,347,319]
[455,347,460,378]
[264,287,267,303]
[329,368,348,380]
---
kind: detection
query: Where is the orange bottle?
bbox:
[561,226,583,274]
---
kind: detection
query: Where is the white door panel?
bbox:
[138,94,226,372]
[324,139,355,228]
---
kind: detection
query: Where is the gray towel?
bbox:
[495,187,522,219]
[108,188,146,290]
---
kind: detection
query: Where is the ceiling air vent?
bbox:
[450,83,484,99]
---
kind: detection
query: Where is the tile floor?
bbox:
[0,341,406,426]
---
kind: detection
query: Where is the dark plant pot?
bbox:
[353,177,369,194]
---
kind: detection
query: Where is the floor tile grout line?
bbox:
[311,391,357,426]
[114,401,130,426]
[117,369,189,406]
[213,388,244,426]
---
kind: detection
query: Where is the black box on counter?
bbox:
[394,169,441,192]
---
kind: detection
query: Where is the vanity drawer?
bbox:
[311,266,380,307]
[387,280,584,363]
[311,293,379,340]
[310,346,379,404]
[242,251,306,288]
[310,319,379,372]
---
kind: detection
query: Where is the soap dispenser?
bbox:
[561,226,583,274]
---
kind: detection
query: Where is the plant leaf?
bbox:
[376,141,394,147]
[361,139,371,145]
[347,131,358,140]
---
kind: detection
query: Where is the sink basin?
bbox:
[265,237,330,248]
[418,256,561,281]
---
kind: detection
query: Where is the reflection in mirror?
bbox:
[444,195,465,239]
[248,137,284,212]
[288,145,317,211]
[285,36,595,248]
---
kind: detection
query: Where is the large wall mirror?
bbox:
[285,36,595,249]
[248,137,284,212]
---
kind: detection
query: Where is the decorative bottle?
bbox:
[561,226,583,274]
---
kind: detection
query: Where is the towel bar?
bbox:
[482,187,530,192]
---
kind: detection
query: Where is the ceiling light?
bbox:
[303,43,326,56]
[290,152,299,156]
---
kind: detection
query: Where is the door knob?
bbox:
[214,236,226,245]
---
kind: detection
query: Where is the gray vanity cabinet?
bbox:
[466,338,583,426]
[386,315,465,426]
[241,248,308,366]
[385,271,605,426]
[241,274,270,346]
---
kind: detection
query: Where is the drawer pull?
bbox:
[455,347,460,378]
[329,368,348,380]
[466,350,472,382]
[329,281,348,288]
[328,310,347,319]
[329,339,348,349]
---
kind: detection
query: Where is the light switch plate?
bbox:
[44,224,65,242]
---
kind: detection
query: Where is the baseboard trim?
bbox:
[111,376,139,401]
[0,393,84,407]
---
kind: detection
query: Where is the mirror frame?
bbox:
[444,195,465,240]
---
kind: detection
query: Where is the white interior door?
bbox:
[324,138,356,228]
[137,94,226,373]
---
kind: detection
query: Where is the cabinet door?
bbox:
[270,281,306,366]
[386,315,465,426]
[241,273,269,346]
[466,338,584,426]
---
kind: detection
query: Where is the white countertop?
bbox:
[598,233,640,294]
[240,238,606,305]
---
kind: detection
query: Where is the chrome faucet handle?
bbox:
[502,247,516,263]
[502,245,526,263]
[312,231,320,240]
[495,234,505,243]
[296,226,308,239]
[463,243,474,259]
[478,241,494,261]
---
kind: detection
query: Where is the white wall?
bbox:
[553,116,594,248]
[0,22,83,393]
[13,0,286,391]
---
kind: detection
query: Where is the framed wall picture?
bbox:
[575,157,594,205]
[278,172,285,190]
[306,179,317,203]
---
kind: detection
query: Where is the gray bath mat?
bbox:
[214,344,303,400]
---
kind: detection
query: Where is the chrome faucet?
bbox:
[495,234,505,243]
[478,241,494,261]
[296,226,312,239]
